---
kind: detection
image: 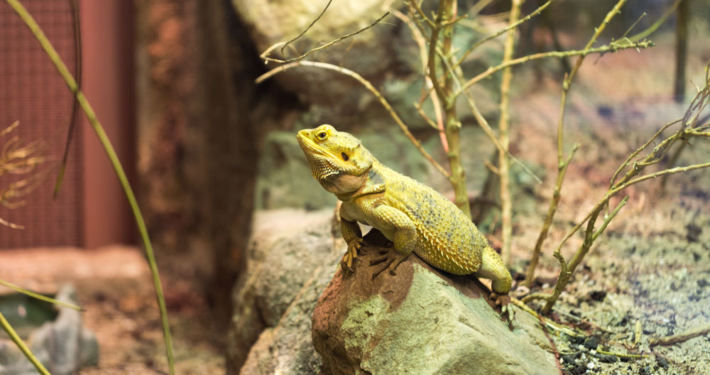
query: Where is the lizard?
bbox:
[296,124,514,321]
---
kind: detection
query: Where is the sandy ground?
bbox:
[0,246,225,374]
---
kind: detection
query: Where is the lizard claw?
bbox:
[370,251,410,279]
[490,293,515,327]
[341,238,365,273]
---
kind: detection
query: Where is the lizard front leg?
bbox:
[340,218,363,272]
[368,205,417,278]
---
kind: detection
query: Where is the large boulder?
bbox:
[231,0,396,105]
[312,232,559,375]
[227,209,345,373]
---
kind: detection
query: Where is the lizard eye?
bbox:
[341,152,349,161]
[316,132,328,140]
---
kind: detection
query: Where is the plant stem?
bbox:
[673,0,688,102]
[526,0,627,296]
[4,1,175,373]
[455,40,654,96]
[0,279,82,311]
[0,313,51,375]
[428,0,472,217]
[498,0,523,265]
[0,312,51,375]
[523,144,578,287]
[453,0,554,70]
[257,61,450,179]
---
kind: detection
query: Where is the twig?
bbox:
[460,88,542,183]
[263,12,391,64]
[53,0,81,198]
[427,0,472,217]
[5,1,175,373]
[455,40,655,96]
[649,324,710,346]
[629,0,684,42]
[0,278,82,311]
[511,297,581,337]
[596,349,650,359]
[393,9,448,152]
[498,0,523,265]
[592,196,629,241]
[454,0,554,70]
[609,120,679,189]
[523,143,579,287]
[0,312,50,375]
[527,0,629,306]
[257,61,450,178]
[280,0,332,56]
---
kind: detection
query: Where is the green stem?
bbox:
[0,279,82,311]
[4,1,175,373]
[0,312,51,375]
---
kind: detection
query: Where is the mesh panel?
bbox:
[0,0,82,248]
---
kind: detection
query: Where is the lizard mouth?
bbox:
[296,131,337,160]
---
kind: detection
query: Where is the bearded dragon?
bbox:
[297,125,514,320]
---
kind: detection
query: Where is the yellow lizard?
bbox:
[297,124,514,321]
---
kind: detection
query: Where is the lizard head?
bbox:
[296,124,374,194]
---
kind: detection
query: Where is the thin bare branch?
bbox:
[280,0,333,56]
[454,0,554,70]
[263,12,391,64]
[456,40,654,96]
[650,324,710,346]
[256,61,450,178]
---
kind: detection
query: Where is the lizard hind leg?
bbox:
[474,246,514,322]
[368,205,418,279]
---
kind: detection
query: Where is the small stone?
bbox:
[686,223,702,243]
[698,279,709,288]
[562,354,577,364]
[657,357,670,369]
[570,362,587,375]
[596,354,617,363]
[587,362,595,369]
[588,290,607,302]
[584,336,600,350]
[639,365,653,375]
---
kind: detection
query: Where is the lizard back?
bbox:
[376,162,486,275]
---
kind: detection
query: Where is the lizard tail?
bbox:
[476,246,513,295]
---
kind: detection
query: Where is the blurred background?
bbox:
[0,0,709,374]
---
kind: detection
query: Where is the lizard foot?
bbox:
[341,238,365,273]
[370,251,410,279]
[490,293,515,327]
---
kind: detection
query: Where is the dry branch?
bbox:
[455,40,655,96]
[649,324,710,346]
[454,0,554,70]
[256,61,450,178]
[525,0,629,289]
[262,11,391,64]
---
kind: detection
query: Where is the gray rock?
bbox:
[227,209,344,373]
[239,245,341,375]
[0,285,98,375]
[312,234,559,375]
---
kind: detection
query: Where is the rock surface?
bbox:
[312,232,559,375]
[227,209,345,374]
[231,0,395,104]
[0,285,99,375]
